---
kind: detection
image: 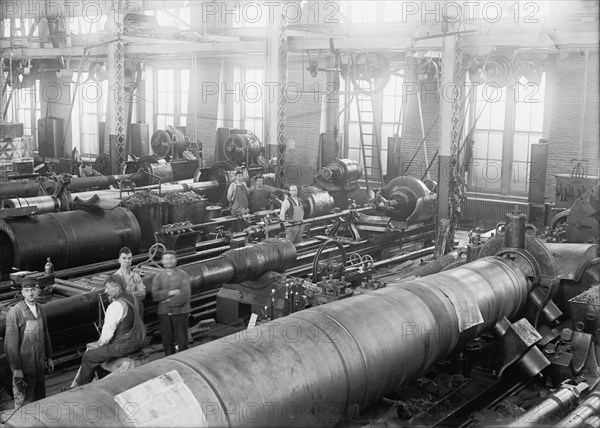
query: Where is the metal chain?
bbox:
[447,20,466,253]
[113,8,126,175]
[276,15,288,187]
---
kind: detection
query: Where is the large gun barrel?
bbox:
[7,256,528,427]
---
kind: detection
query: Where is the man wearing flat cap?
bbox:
[74,274,146,386]
[4,277,54,407]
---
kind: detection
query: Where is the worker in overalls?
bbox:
[4,277,54,407]
[279,184,305,243]
[227,171,249,216]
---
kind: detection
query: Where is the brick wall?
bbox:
[187,59,222,164]
[545,51,600,201]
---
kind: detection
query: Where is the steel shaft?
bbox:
[8,257,528,427]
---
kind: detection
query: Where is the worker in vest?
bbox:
[73,275,146,386]
[4,277,54,407]
[279,184,305,243]
[227,171,249,216]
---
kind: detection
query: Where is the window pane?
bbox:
[180,70,190,93]
[180,93,188,115]
[348,148,361,163]
[382,96,397,123]
[473,131,488,158]
[487,131,503,160]
[489,102,505,130]
[513,132,530,163]
[157,115,166,130]
[530,104,544,132]
[514,103,532,132]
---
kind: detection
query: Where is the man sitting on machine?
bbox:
[73,275,146,386]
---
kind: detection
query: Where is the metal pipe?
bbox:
[556,389,600,427]
[371,246,436,269]
[0,207,141,274]
[73,179,220,202]
[0,180,39,198]
[2,195,61,214]
[509,382,589,427]
[177,238,297,293]
[379,247,466,280]
[68,175,119,191]
[9,257,529,427]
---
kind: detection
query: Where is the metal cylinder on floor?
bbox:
[2,195,62,214]
[0,207,141,274]
[68,175,118,192]
[182,238,297,292]
[504,209,528,249]
[8,257,529,427]
[556,389,600,427]
[302,191,334,219]
[508,382,589,427]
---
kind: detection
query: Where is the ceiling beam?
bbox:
[124,40,266,55]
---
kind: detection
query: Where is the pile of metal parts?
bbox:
[1,204,597,427]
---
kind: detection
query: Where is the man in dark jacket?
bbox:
[4,277,54,407]
[73,275,146,386]
[151,251,191,356]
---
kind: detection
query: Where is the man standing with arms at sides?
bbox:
[279,184,305,243]
[227,170,249,216]
[114,247,146,300]
[73,275,146,386]
[248,175,274,213]
[4,277,53,407]
[151,251,192,356]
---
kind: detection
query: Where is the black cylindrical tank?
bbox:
[0,180,39,198]
[0,207,141,274]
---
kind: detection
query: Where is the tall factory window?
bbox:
[339,73,404,177]
[467,73,546,196]
[469,84,506,193]
[239,68,264,142]
[511,74,546,194]
[154,69,189,131]
[71,76,108,156]
[5,81,41,150]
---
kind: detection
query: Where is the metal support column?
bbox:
[437,15,466,255]
[265,3,287,187]
[436,23,455,231]
[104,1,126,174]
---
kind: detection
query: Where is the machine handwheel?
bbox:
[349,52,391,95]
[312,239,347,283]
[148,242,167,262]
[361,255,374,270]
[347,252,363,267]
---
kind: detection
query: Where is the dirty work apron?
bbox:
[286,197,305,243]
[13,304,47,407]
[231,183,249,215]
